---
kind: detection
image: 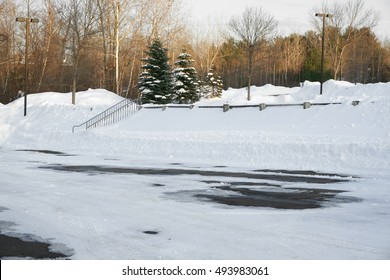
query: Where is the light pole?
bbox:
[16,1,39,116]
[315,13,333,95]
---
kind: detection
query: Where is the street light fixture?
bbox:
[315,13,333,95]
[16,15,39,116]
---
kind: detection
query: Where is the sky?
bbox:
[182,0,390,41]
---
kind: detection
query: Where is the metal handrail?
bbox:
[72,99,347,133]
[72,98,140,133]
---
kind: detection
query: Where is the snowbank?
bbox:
[292,80,390,104]
[0,81,389,175]
[197,80,390,106]
[6,88,123,108]
[90,80,388,175]
[0,89,123,144]
[198,84,300,105]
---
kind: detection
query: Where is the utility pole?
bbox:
[315,13,333,95]
[16,0,39,116]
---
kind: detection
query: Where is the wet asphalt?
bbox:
[0,149,362,259]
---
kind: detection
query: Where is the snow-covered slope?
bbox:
[0,89,123,145]
[1,81,389,175]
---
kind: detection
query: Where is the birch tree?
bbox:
[97,0,146,95]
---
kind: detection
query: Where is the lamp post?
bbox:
[315,13,333,95]
[16,2,39,116]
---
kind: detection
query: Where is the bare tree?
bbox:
[60,0,99,104]
[144,0,175,41]
[113,0,147,96]
[190,25,223,82]
[97,0,147,95]
[32,0,66,92]
[143,0,187,54]
[273,34,305,86]
[0,0,17,100]
[228,7,277,100]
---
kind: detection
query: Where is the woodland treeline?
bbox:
[0,0,389,104]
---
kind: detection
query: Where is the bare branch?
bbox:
[228,6,278,100]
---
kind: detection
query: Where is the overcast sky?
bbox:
[182,0,390,40]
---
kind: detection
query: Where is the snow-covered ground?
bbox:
[0,81,389,259]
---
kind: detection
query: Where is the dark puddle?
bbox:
[191,179,361,209]
[254,169,358,179]
[38,164,360,210]
[16,149,75,157]
[0,234,70,259]
[39,165,350,184]
[0,207,71,259]
[194,185,361,209]
[143,231,159,235]
[202,180,281,187]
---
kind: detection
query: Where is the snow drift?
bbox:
[1,80,389,175]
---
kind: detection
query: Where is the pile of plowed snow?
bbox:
[0,80,389,174]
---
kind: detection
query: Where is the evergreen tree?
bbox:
[173,50,200,104]
[138,39,174,104]
[205,64,223,98]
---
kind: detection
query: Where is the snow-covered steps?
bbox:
[72,98,140,133]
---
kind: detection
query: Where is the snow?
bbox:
[199,84,300,105]
[0,80,389,260]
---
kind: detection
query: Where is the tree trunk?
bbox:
[97,0,108,89]
[126,54,136,99]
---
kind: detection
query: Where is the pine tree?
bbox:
[173,50,200,104]
[205,64,223,98]
[138,39,174,104]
